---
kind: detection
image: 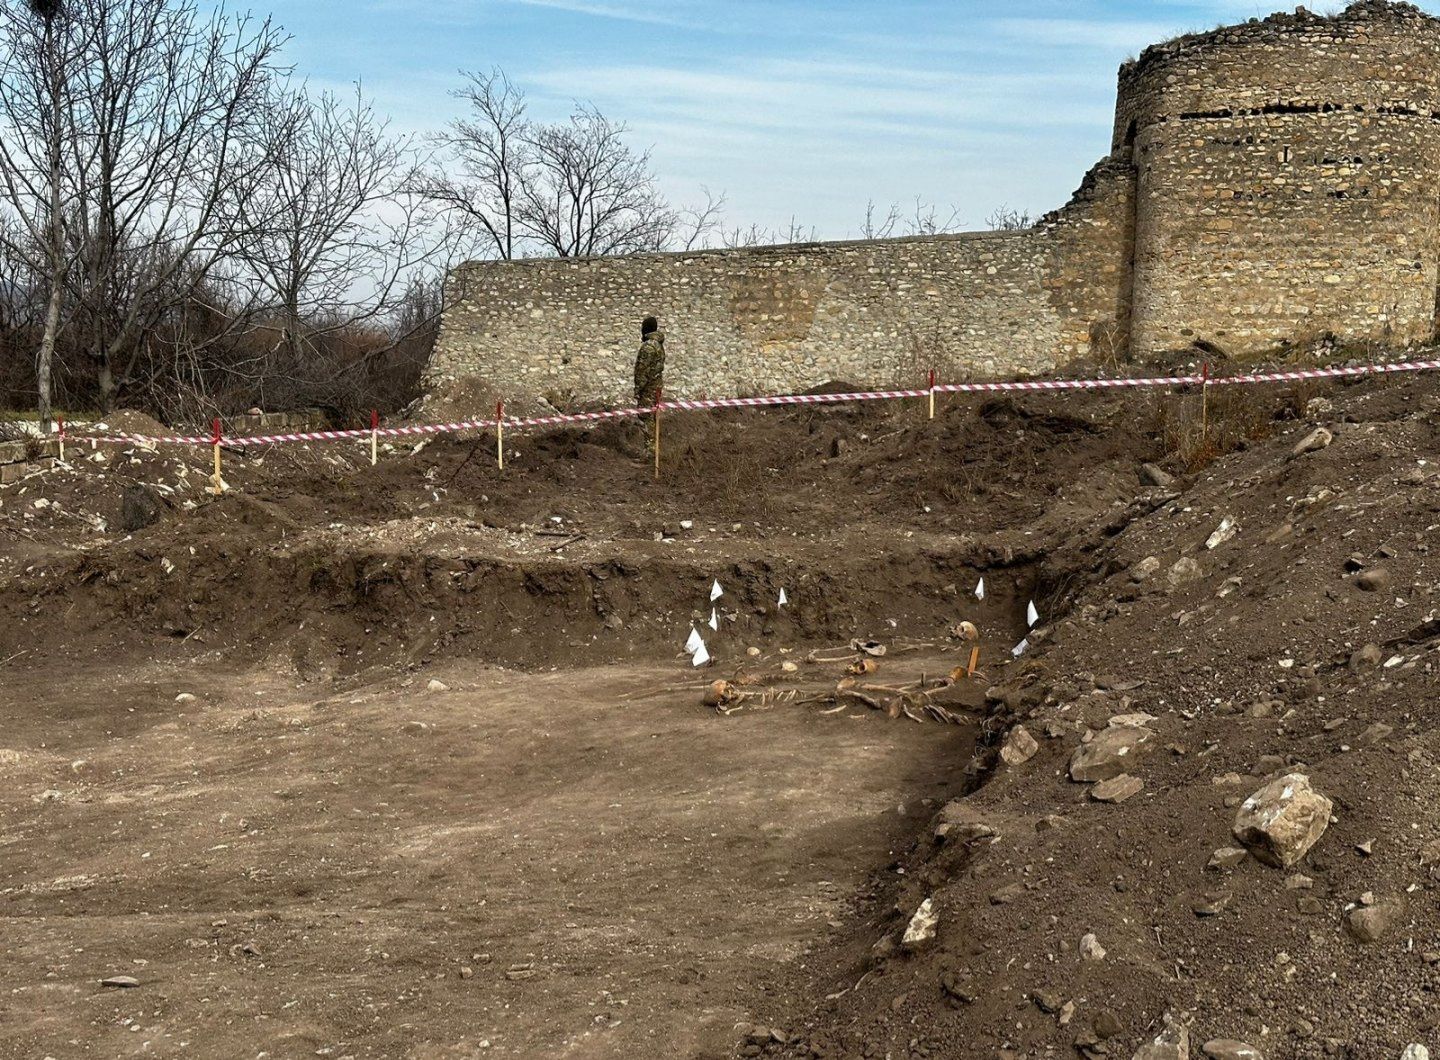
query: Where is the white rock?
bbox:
[1232,773,1332,868]
[425,679,449,694]
[1205,516,1239,550]
[901,897,938,951]
[1080,932,1105,961]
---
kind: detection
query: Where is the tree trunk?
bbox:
[36,281,61,432]
[96,351,115,413]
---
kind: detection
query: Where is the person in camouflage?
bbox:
[634,315,665,410]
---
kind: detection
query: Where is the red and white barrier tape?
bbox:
[65,357,1440,449]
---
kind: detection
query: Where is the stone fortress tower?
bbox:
[1119,0,1440,359]
[426,0,1440,408]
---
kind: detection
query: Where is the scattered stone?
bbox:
[1059,1000,1077,1026]
[100,976,140,988]
[1296,896,1325,915]
[1357,723,1393,747]
[1346,899,1403,943]
[1206,516,1239,550]
[1355,568,1390,592]
[1290,427,1333,459]
[425,679,449,693]
[459,965,474,979]
[1203,1041,1264,1060]
[1192,892,1231,917]
[1070,725,1153,783]
[1108,712,1158,728]
[1356,839,1374,857]
[1139,463,1175,489]
[1094,1009,1124,1039]
[1232,773,1333,868]
[1167,556,1203,587]
[174,693,197,704]
[1133,1018,1190,1060]
[1347,642,1382,665]
[1000,725,1039,767]
[1091,774,1144,803]
[1132,556,1162,583]
[1034,989,1063,1014]
[1079,933,1106,961]
[1285,874,1314,891]
[1401,1046,1429,1060]
[401,720,432,736]
[939,970,976,1005]
[1208,846,1248,872]
[901,898,938,951]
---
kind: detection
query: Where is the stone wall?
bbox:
[429,160,1134,406]
[1118,1,1440,357]
[428,0,1440,407]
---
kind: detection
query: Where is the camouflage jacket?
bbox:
[634,331,666,402]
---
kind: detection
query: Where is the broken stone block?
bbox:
[1346,899,1403,943]
[901,897,938,951]
[1091,774,1144,803]
[1167,556,1202,587]
[1133,1018,1190,1060]
[1231,773,1332,868]
[1290,427,1332,459]
[1131,556,1162,583]
[999,725,1039,766]
[1070,725,1153,783]
[1202,1041,1264,1060]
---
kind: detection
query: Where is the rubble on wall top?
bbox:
[1119,0,1436,82]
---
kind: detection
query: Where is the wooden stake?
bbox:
[496,400,505,470]
[370,409,379,466]
[652,388,662,481]
[928,369,937,420]
[56,415,64,463]
[1200,360,1210,440]
[210,417,224,495]
[967,645,980,677]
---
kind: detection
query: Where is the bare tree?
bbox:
[905,197,963,236]
[419,68,529,261]
[861,199,901,240]
[61,0,289,410]
[423,70,723,260]
[986,205,1034,231]
[513,104,677,257]
[0,0,93,429]
[673,186,724,252]
[233,86,435,377]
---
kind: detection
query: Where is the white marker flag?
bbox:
[1026,600,1040,627]
[778,588,788,607]
[1011,638,1029,657]
[692,639,711,667]
[975,577,986,601]
[710,579,724,602]
[708,608,719,631]
[685,627,703,655]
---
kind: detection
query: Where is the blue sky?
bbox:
[270,0,1428,240]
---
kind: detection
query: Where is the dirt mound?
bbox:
[747,370,1440,1059]
[7,351,1440,1059]
[94,408,171,436]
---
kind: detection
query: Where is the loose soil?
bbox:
[3,363,1439,1058]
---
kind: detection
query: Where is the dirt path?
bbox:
[0,655,974,1058]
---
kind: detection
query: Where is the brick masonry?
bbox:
[427,0,1439,407]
